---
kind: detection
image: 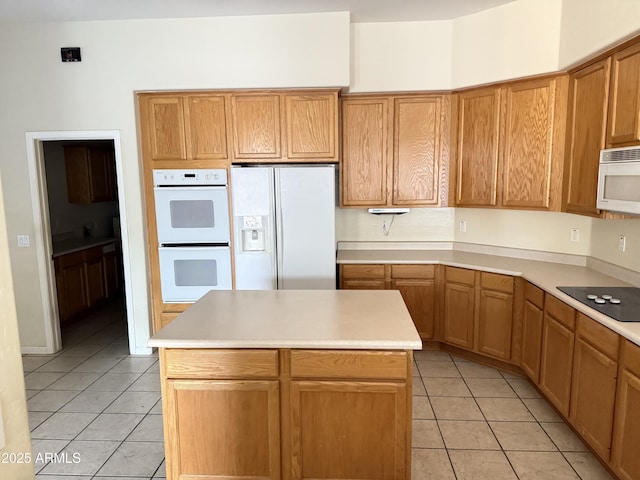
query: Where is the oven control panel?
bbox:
[153,169,227,187]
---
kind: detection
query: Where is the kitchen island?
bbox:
[149,289,422,480]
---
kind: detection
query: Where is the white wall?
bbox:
[0,175,33,480]
[349,21,452,92]
[0,12,350,352]
[591,218,640,273]
[559,0,640,68]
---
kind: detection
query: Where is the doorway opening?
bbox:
[25,130,144,355]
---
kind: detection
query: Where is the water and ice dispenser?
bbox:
[239,215,266,252]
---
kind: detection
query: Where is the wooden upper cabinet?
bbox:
[139,94,229,165]
[607,42,640,146]
[341,94,448,207]
[231,94,282,160]
[184,95,229,161]
[393,96,442,206]
[285,93,337,160]
[500,76,568,210]
[341,97,390,206]
[64,146,116,204]
[143,96,186,161]
[563,58,611,216]
[455,87,501,206]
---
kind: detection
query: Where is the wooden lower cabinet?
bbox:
[569,314,619,460]
[611,340,640,480]
[339,264,435,340]
[476,272,514,361]
[521,282,545,381]
[538,295,576,417]
[443,281,475,349]
[159,348,412,480]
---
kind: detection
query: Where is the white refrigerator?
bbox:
[231,165,336,290]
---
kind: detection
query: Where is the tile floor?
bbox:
[23,300,614,479]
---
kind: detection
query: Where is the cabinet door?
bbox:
[185,95,229,161]
[539,315,575,416]
[144,96,187,161]
[476,289,513,361]
[501,77,565,210]
[570,337,618,460]
[84,248,105,307]
[341,98,390,206]
[290,380,408,480]
[61,261,87,320]
[455,87,501,206]
[164,379,280,480]
[521,298,544,382]
[87,148,111,202]
[391,279,435,339]
[102,249,119,298]
[611,370,640,480]
[393,96,442,206]
[607,42,640,146]
[443,282,475,349]
[231,94,282,160]
[564,59,611,216]
[285,93,337,160]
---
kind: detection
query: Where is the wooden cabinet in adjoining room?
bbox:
[341,94,450,207]
[454,86,501,207]
[520,282,545,382]
[138,93,230,167]
[338,264,435,340]
[563,58,611,216]
[611,339,640,480]
[607,42,640,147]
[569,313,619,461]
[538,294,576,417]
[83,246,105,308]
[64,145,117,204]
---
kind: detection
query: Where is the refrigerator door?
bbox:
[231,167,277,289]
[275,166,336,289]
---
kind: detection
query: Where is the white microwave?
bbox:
[597,146,640,215]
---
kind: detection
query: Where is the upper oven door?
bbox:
[154,186,230,244]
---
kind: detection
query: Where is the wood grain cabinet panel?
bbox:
[607,42,640,146]
[476,285,513,361]
[393,96,442,206]
[163,379,280,480]
[341,97,390,206]
[84,247,105,308]
[569,314,619,461]
[500,76,567,210]
[391,279,435,340]
[455,87,501,206]
[231,94,282,160]
[563,59,611,216]
[443,279,475,349]
[184,95,229,160]
[285,93,337,160]
[521,282,545,382]
[612,340,640,480]
[538,301,576,417]
[64,146,116,204]
[144,96,187,161]
[290,380,408,480]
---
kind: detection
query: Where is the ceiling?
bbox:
[0,0,517,23]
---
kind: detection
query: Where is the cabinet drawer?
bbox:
[83,246,103,262]
[162,349,279,379]
[290,350,408,379]
[390,264,435,279]
[341,264,385,279]
[545,294,576,330]
[577,313,619,360]
[524,282,545,309]
[480,272,514,293]
[622,340,640,378]
[56,251,85,268]
[445,266,475,286]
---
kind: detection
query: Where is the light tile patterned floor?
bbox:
[25,300,614,479]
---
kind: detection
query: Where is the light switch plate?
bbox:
[17,234,29,247]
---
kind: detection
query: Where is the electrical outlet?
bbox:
[459,220,467,233]
[570,229,580,242]
[619,235,627,253]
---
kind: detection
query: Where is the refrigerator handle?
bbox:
[274,169,284,289]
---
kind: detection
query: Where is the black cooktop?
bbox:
[557,286,640,322]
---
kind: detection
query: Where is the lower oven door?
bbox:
[158,246,232,302]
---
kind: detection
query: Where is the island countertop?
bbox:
[148,289,422,350]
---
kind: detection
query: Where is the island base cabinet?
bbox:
[163,379,281,480]
[290,381,408,480]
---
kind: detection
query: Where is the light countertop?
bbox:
[148,289,422,350]
[52,237,116,257]
[338,247,640,347]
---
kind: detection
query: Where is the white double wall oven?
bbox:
[153,169,232,302]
